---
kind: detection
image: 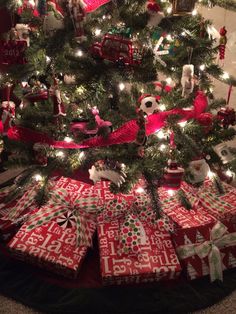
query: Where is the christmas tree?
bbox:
[0,0,236,218]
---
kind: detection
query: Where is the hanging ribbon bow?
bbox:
[0,182,41,221]
[26,188,98,247]
[176,221,236,282]
[100,198,148,255]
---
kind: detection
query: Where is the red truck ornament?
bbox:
[90,33,143,66]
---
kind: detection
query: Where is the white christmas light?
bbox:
[167,6,172,14]
[178,121,187,128]
[136,186,145,194]
[226,169,233,177]
[46,56,51,63]
[199,64,206,71]
[159,104,166,111]
[221,72,229,80]
[207,170,215,179]
[166,77,172,85]
[166,34,173,41]
[55,151,65,158]
[95,28,102,36]
[156,130,165,139]
[79,151,85,160]
[167,189,175,196]
[64,136,73,143]
[33,174,43,182]
[159,144,166,151]
[181,31,186,36]
[75,49,83,57]
[192,9,197,16]
[119,83,125,91]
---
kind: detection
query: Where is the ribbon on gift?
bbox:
[26,188,98,247]
[0,182,41,221]
[176,221,236,282]
[100,198,149,255]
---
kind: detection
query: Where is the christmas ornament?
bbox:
[17,0,39,17]
[0,40,27,65]
[63,74,76,85]
[214,142,235,164]
[138,94,160,116]
[187,158,210,184]
[146,0,161,14]
[15,24,30,47]
[1,84,16,136]
[89,160,126,187]
[90,33,143,66]
[68,0,86,42]
[171,0,197,16]
[219,26,227,60]
[197,112,214,133]
[181,64,194,97]
[49,78,66,117]
[70,107,112,136]
[43,0,64,36]
[217,107,236,129]
[33,143,49,166]
[162,160,184,190]
[23,78,48,104]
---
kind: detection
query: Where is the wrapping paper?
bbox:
[8,221,91,278]
[174,221,236,281]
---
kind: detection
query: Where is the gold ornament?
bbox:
[171,0,197,16]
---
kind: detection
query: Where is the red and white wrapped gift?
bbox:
[158,184,217,230]
[8,187,100,278]
[174,221,236,281]
[0,181,41,242]
[97,198,181,285]
[181,180,236,224]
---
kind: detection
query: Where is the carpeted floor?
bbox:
[0,292,236,314]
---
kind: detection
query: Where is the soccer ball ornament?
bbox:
[138,94,161,115]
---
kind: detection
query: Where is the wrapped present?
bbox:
[158,184,217,230]
[97,198,181,285]
[8,188,99,278]
[174,221,236,281]
[181,180,236,224]
[0,181,41,242]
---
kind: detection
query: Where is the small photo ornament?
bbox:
[171,0,197,16]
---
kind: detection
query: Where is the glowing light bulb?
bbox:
[166,77,172,85]
[46,56,51,63]
[226,169,233,177]
[178,121,187,128]
[64,136,73,143]
[221,72,229,80]
[167,189,175,196]
[159,104,166,111]
[156,130,165,139]
[159,144,166,151]
[75,49,83,57]
[207,170,215,179]
[95,28,101,36]
[136,187,145,194]
[192,9,197,16]
[167,6,172,14]
[79,151,85,160]
[166,34,173,41]
[199,64,206,71]
[56,151,65,158]
[119,83,125,91]
[33,174,43,182]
